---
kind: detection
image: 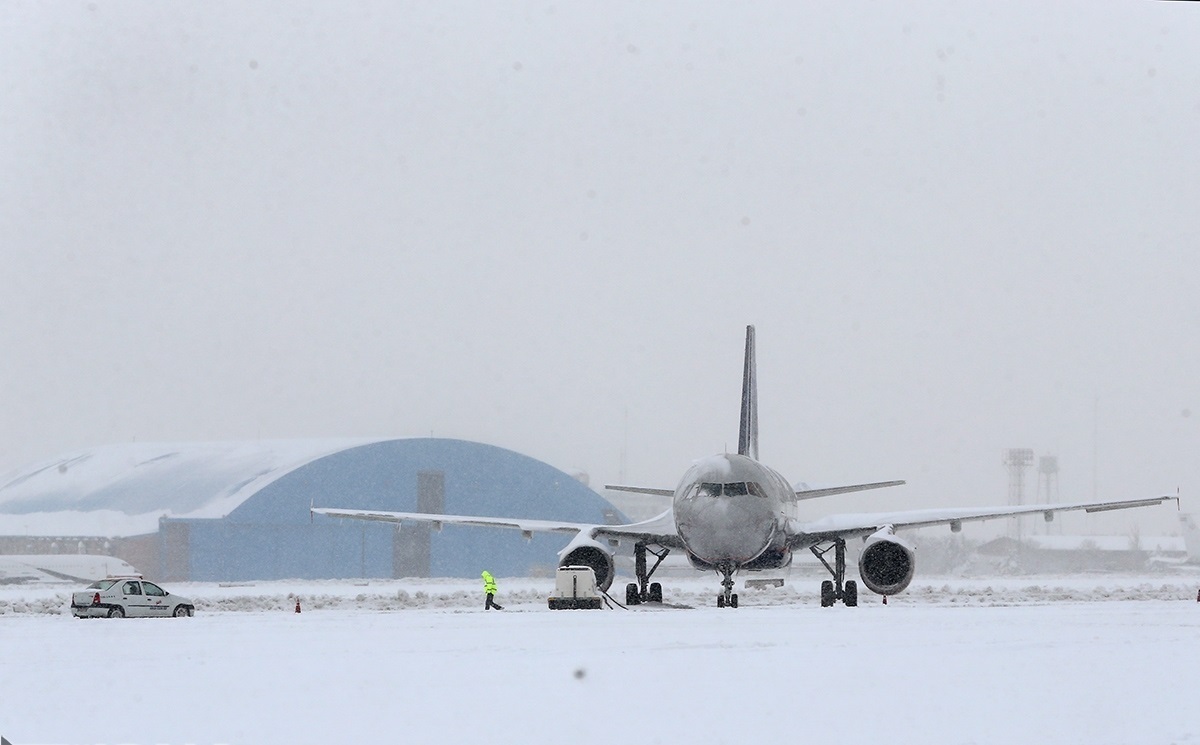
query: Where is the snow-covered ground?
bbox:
[2,573,1199,744]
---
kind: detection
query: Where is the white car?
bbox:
[71,577,195,618]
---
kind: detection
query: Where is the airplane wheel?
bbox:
[730,594,738,609]
[717,594,725,608]
[844,580,858,607]
[649,582,662,603]
[820,580,835,607]
[625,583,640,606]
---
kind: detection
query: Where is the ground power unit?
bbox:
[548,565,603,609]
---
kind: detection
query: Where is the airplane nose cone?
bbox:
[676,494,776,564]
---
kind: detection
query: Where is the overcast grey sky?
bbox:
[2,2,1197,535]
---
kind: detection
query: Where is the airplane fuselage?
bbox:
[672,453,797,572]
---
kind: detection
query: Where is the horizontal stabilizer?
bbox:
[794,480,906,500]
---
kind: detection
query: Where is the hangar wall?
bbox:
[158,438,622,582]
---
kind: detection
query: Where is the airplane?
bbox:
[312,325,1177,608]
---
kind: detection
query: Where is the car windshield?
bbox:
[86,580,118,590]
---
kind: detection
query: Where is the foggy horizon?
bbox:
[3,2,1197,537]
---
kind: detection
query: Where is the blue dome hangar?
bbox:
[0,438,624,582]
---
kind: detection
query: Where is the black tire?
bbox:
[108,606,125,619]
[173,605,191,618]
[649,582,662,603]
[820,580,835,607]
[717,594,725,608]
[625,583,640,606]
[844,580,858,607]
[730,594,738,609]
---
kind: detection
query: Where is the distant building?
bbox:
[0,438,624,581]
[973,534,1186,573]
[1181,513,1200,563]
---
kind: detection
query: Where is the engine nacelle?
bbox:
[557,533,616,592]
[857,527,915,596]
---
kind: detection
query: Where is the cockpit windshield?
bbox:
[692,481,768,498]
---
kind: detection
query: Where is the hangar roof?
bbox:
[0,439,402,536]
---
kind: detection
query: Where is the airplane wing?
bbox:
[311,506,686,548]
[311,507,590,535]
[592,508,684,547]
[786,495,1178,546]
[794,480,906,500]
[604,484,675,496]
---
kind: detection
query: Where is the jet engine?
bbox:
[857,527,915,596]
[557,533,615,592]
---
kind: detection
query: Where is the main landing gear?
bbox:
[715,562,738,608]
[810,538,858,607]
[625,542,669,606]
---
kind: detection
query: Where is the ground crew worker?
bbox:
[481,570,504,610]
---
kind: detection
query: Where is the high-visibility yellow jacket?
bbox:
[481,571,498,595]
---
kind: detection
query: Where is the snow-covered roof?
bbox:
[0,554,140,584]
[0,439,383,537]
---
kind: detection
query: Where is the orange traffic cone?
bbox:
[295,599,302,613]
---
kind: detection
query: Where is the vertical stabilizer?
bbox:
[738,325,759,461]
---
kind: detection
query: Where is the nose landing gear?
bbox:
[715,563,738,608]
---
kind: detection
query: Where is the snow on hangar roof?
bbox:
[0,438,384,536]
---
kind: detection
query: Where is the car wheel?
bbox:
[173,605,190,618]
[108,606,125,619]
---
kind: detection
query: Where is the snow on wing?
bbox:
[310,508,588,535]
[787,495,1178,545]
[310,506,684,547]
